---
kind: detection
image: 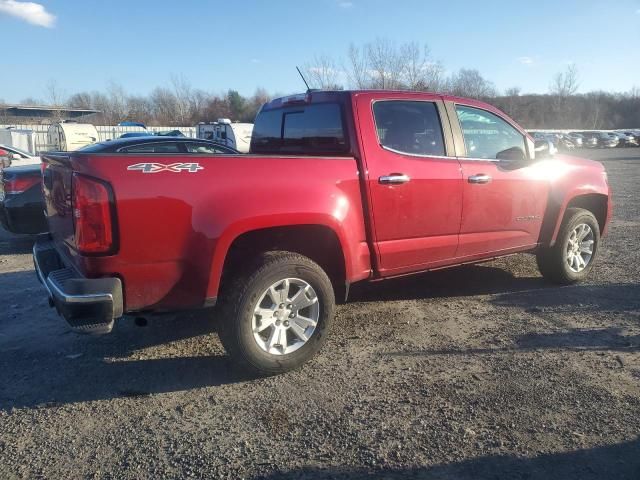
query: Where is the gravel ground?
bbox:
[1,148,639,479]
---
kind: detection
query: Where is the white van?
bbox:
[47,122,99,151]
[196,119,253,153]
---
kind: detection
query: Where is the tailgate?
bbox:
[41,153,75,252]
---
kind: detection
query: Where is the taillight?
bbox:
[72,173,116,254]
[4,175,40,194]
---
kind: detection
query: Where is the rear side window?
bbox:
[455,105,525,159]
[119,142,181,153]
[185,142,234,154]
[373,101,445,156]
[251,103,348,155]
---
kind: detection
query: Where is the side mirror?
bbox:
[496,146,526,162]
[534,140,557,158]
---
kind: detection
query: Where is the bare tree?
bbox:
[105,82,129,124]
[503,87,521,118]
[446,69,497,99]
[303,55,342,90]
[45,79,66,121]
[45,79,66,107]
[171,74,194,125]
[365,38,405,89]
[550,64,580,98]
[346,44,369,89]
[150,87,178,125]
[400,42,444,91]
[68,92,93,109]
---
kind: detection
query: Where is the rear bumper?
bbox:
[33,235,123,334]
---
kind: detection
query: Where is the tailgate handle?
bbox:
[379,173,410,185]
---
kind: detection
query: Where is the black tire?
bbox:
[217,251,335,375]
[536,208,601,284]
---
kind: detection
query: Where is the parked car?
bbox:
[78,136,239,154]
[1,138,238,235]
[618,131,640,146]
[566,132,584,147]
[0,163,47,234]
[0,144,40,168]
[572,132,598,148]
[556,134,576,151]
[582,131,618,148]
[34,90,612,374]
[609,132,633,147]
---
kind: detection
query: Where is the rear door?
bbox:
[354,92,463,276]
[449,102,549,259]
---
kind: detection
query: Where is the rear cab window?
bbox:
[373,101,446,156]
[251,103,348,155]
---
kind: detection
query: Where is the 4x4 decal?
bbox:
[127,163,204,173]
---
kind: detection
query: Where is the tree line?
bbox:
[3,39,639,129]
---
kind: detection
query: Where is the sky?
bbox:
[0,0,639,103]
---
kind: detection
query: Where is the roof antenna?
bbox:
[296,66,311,92]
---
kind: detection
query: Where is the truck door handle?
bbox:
[468,174,492,184]
[379,174,410,185]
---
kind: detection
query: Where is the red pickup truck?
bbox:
[34,90,612,374]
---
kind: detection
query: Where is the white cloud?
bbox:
[338,1,354,7]
[250,58,261,64]
[518,56,534,66]
[0,0,56,28]
[636,8,640,14]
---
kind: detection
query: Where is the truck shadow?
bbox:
[348,262,547,302]
[2,264,637,410]
[0,310,259,410]
[255,436,640,480]
[386,282,640,357]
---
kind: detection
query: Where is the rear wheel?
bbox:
[217,251,335,375]
[536,208,600,284]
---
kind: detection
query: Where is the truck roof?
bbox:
[263,89,505,117]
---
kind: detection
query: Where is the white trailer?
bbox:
[47,122,99,151]
[196,119,253,153]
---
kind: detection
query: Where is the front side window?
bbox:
[119,142,181,153]
[373,101,445,156]
[251,103,347,155]
[455,105,526,159]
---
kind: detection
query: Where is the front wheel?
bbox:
[217,251,335,375]
[536,208,601,284]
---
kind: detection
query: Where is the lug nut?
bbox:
[279,303,285,309]
[289,313,295,318]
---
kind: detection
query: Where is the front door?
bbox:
[355,93,463,276]
[451,103,549,259]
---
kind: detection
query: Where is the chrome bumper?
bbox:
[33,235,123,334]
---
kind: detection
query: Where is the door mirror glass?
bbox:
[496,146,526,162]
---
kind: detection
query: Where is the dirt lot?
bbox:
[1,148,639,479]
